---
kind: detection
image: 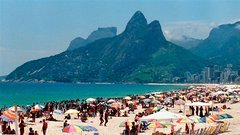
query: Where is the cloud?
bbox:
[162,19,240,41]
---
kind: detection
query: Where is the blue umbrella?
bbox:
[222,114,233,118]
[143,99,151,103]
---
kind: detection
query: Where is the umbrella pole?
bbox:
[14,104,19,135]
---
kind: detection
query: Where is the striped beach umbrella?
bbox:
[208,114,219,121]
[1,110,16,122]
[147,122,167,128]
[221,114,233,118]
[176,117,194,123]
[62,125,82,134]
[216,114,225,119]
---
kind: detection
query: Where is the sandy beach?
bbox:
[1,84,240,135]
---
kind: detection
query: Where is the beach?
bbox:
[1,84,240,135]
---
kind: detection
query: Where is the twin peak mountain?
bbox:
[5,11,214,83]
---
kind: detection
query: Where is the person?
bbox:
[34,131,39,135]
[42,119,48,135]
[31,108,36,122]
[185,123,189,134]
[3,126,11,134]
[191,123,195,134]
[99,113,104,126]
[130,122,137,135]
[104,108,109,126]
[64,114,71,120]
[170,125,175,135]
[29,127,34,135]
[124,122,130,135]
[200,106,204,117]
[19,120,26,135]
[63,120,69,128]
[196,106,199,116]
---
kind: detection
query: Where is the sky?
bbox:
[0,0,240,76]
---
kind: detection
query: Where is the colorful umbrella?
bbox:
[150,100,160,104]
[208,115,219,121]
[176,117,194,123]
[198,117,215,123]
[147,122,167,128]
[1,110,16,121]
[189,116,201,123]
[62,125,82,134]
[0,115,14,122]
[221,114,233,118]
[216,114,225,119]
[32,104,44,111]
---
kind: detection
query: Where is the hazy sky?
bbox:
[0,0,239,75]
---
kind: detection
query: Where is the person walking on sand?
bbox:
[104,108,109,126]
[99,113,104,126]
[19,120,26,135]
[42,119,48,135]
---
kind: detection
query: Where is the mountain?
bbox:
[6,11,206,83]
[191,21,240,65]
[170,35,203,49]
[67,27,117,50]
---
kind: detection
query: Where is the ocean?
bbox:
[0,82,188,108]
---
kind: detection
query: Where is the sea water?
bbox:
[0,82,188,107]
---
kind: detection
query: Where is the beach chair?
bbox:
[225,122,230,131]
[174,127,182,135]
[197,128,203,135]
[203,127,210,135]
[219,122,227,133]
[193,129,200,135]
[205,126,215,135]
[213,124,222,135]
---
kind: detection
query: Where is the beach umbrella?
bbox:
[221,114,233,118]
[1,110,16,122]
[127,101,134,104]
[64,109,79,114]
[8,106,24,112]
[216,114,225,119]
[208,115,219,121]
[143,98,151,103]
[147,122,167,128]
[149,95,155,99]
[139,95,145,99]
[77,125,98,132]
[155,95,162,98]
[124,96,132,100]
[152,106,163,111]
[54,109,64,115]
[175,99,185,105]
[62,125,82,134]
[86,98,96,103]
[198,117,215,123]
[176,117,194,123]
[33,104,44,111]
[107,99,115,103]
[189,116,201,123]
[110,102,121,109]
